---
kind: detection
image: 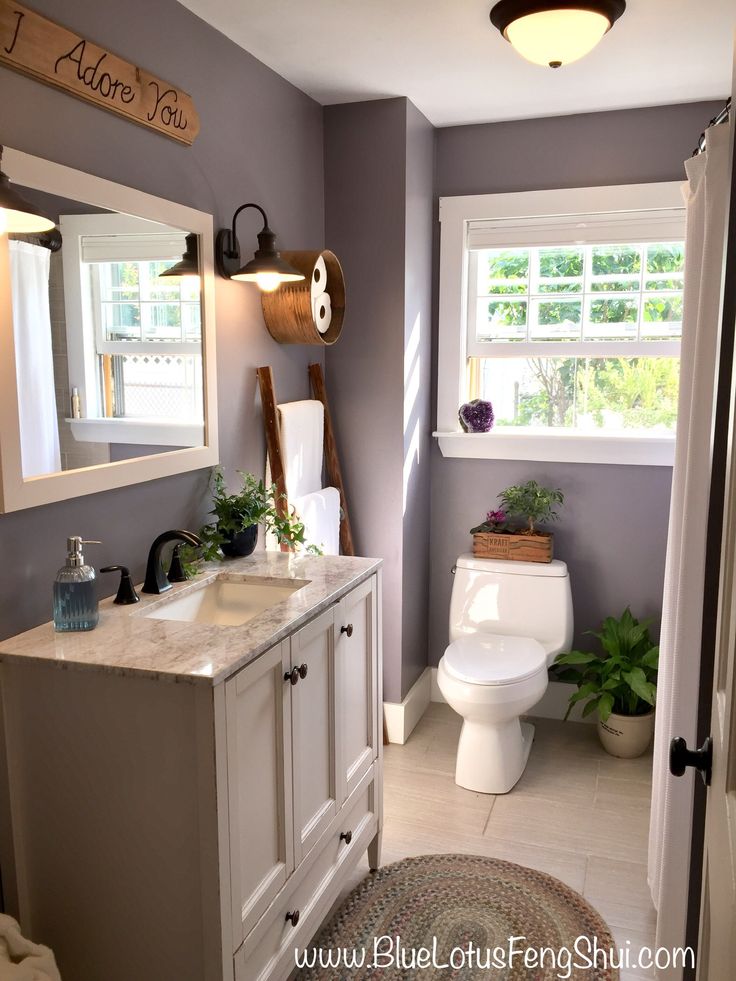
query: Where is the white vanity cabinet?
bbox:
[227,576,381,981]
[0,561,382,981]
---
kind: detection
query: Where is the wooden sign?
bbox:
[0,1,200,145]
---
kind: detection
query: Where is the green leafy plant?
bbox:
[499,479,563,534]
[181,468,321,575]
[553,608,659,722]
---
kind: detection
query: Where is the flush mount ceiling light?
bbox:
[159,232,200,281]
[489,1,626,68]
[0,145,55,234]
[215,203,305,292]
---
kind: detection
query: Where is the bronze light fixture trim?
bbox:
[0,145,55,234]
[489,1,626,68]
[215,203,304,292]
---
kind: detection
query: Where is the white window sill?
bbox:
[67,418,204,447]
[433,429,675,466]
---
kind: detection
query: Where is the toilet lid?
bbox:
[443,634,547,686]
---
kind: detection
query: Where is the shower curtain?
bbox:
[648,122,731,969]
[8,240,61,478]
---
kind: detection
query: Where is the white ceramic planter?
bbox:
[597,709,655,758]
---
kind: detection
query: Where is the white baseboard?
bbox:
[383,668,432,744]
[429,668,596,724]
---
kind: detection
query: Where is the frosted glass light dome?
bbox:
[490,2,626,69]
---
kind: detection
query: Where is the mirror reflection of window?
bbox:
[7,191,206,479]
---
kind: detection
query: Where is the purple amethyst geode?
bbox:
[458,399,494,433]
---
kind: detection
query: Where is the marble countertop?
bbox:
[0,553,381,686]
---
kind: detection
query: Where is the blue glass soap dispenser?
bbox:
[53,536,101,632]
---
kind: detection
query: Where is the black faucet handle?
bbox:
[168,545,188,584]
[101,565,140,605]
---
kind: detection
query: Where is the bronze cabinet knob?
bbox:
[284,667,299,686]
[339,830,353,845]
[285,909,300,927]
[298,663,308,679]
[340,624,354,638]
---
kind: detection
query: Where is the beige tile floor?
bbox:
[349,703,657,981]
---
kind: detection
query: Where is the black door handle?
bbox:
[669,735,713,786]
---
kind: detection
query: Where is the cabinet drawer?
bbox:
[235,770,377,981]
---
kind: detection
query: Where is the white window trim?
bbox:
[436,182,686,467]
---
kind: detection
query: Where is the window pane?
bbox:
[477,298,527,341]
[590,279,639,292]
[101,303,141,340]
[591,244,641,276]
[538,247,584,279]
[646,243,684,274]
[471,355,679,433]
[530,299,581,340]
[585,296,639,340]
[113,354,203,419]
[484,248,529,293]
[641,294,683,338]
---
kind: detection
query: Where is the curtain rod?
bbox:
[693,97,731,156]
[9,228,62,252]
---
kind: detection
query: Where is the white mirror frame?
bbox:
[0,148,218,513]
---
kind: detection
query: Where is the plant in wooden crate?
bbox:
[470,480,563,563]
[553,608,659,758]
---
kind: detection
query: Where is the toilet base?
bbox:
[455,719,535,795]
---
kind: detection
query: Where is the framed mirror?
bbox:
[0,148,218,512]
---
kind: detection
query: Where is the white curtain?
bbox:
[8,240,61,478]
[648,122,731,972]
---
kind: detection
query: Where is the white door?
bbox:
[696,402,736,978]
[290,607,338,864]
[225,642,294,948]
[336,576,378,801]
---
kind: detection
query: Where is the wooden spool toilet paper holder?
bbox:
[260,249,345,345]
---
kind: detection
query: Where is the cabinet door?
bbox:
[336,576,378,802]
[290,608,337,865]
[226,642,294,948]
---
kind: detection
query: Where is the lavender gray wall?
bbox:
[428,101,724,668]
[324,98,434,702]
[0,0,324,640]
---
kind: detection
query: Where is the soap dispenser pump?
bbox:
[53,536,101,632]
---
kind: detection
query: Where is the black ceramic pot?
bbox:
[220,524,258,558]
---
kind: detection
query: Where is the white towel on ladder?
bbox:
[278,400,324,498]
[293,487,341,555]
[264,399,340,554]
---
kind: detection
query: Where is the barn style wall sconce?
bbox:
[0,145,55,234]
[489,1,626,69]
[159,232,200,281]
[215,203,304,292]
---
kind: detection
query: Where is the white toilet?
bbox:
[438,554,573,795]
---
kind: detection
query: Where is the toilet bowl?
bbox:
[438,555,573,794]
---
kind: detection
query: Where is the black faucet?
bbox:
[142,530,203,594]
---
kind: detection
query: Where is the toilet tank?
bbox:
[449,554,573,662]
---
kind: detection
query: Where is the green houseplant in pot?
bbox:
[197,468,316,562]
[553,608,659,758]
[470,479,563,563]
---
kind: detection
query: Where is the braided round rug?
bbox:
[297,854,619,980]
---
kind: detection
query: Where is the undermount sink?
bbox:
[145,578,308,627]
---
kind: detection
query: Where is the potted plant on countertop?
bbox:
[553,607,659,758]
[469,479,564,563]
[178,468,319,574]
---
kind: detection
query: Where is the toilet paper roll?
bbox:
[311,254,328,302]
[312,292,332,334]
